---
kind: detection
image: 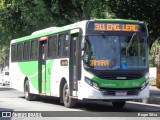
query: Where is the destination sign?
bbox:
[93,23,139,32]
[90,60,110,67]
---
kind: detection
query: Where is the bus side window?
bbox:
[57,33,70,58]
[30,40,38,60]
[17,43,23,61]
[63,34,69,57]
[23,42,30,60]
[58,34,64,58]
[48,35,57,58]
[35,40,38,59]
[11,44,16,62]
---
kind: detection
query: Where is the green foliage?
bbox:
[0,45,9,67]
[149,38,160,67]
[149,40,157,67]
[0,0,108,43]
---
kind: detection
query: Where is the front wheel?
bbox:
[63,83,77,108]
[24,81,34,101]
[112,101,126,109]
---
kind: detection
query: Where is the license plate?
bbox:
[115,91,127,96]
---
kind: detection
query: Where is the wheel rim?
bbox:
[25,85,28,98]
[64,85,69,103]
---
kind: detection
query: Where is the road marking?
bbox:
[127,101,160,107]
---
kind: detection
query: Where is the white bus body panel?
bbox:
[50,59,69,97]
[10,62,38,94]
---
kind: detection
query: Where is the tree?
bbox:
[0,0,108,45]
[0,45,9,70]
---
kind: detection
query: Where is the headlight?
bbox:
[141,73,149,90]
[141,82,146,90]
[85,77,92,86]
[145,72,149,79]
[92,82,99,89]
[141,79,149,90]
[85,77,99,90]
[146,78,149,84]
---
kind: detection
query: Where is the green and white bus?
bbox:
[9,19,149,108]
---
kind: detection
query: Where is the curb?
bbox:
[137,86,160,105]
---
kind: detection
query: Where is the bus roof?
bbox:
[14,24,74,43]
[94,19,142,23]
[13,19,143,43]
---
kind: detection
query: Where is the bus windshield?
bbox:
[84,35,148,70]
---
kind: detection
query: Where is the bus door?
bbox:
[38,36,48,95]
[69,29,82,97]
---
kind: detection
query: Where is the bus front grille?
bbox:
[101,89,140,96]
[98,74,142,80]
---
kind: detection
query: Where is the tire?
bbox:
[24,81,34,101]
[63,83,77,108]
[2,80,5,86]
[112,101,126,109]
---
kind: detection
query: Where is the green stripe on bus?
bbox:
[18,60,54,92]
[92,76,146,88]
[95,19,140,23]
[18,61,38,76]
[15,24,73,42]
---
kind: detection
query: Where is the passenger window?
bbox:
[63,34,69,57]
[30,40,38,60]
[23,42,30,60]
[11,44,16,62]
[58,34,64,57]
[58,33,69,58]
[17,43,23,61]
[48,36,57,58]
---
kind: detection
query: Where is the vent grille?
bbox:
[101,89,140,96]
[98,74,142,80]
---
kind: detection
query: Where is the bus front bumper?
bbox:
[79,83,149,101]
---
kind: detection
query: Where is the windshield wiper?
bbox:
[126,33,136,56]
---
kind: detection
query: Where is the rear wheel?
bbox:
[112,101,126,109]
[24,81,34,101]
[63,83,77,108]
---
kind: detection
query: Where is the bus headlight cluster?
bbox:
[85,77,99,90]
[141,79,149,90]
[145,72,149,79]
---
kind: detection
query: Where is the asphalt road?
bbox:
[0,85,160,119]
